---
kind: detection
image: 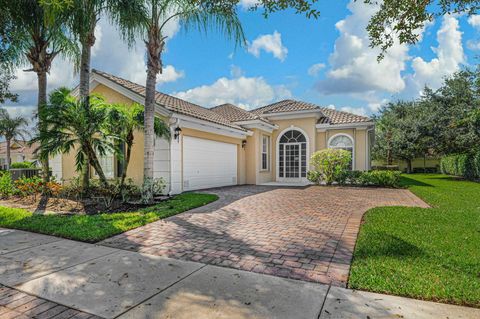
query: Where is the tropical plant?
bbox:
[0,171,14,198]
[0,109,29,170]
[1,0,78,183]
[0,69,18,105]
[33,88,115,187]
[10,161,36,169]
[310,149,352,185]
[104,103,170,187]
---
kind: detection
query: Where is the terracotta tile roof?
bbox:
[251,99,321,115]
[92,70,245,131]
[317,108,371,125]
[251,99,371,125]
[210,104,273,125]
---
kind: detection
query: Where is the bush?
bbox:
[13,176,43,198]
[10,161,35,169]
[307,171,322,185]
[310,149,352,185]
[0,172,14,198]
[441,151,480,180]
[358,170,401,187]
[336,170,363,186]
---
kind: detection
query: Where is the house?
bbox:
[52,70,374,194]
[0,140,39,169]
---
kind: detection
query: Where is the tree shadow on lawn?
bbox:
[400,176,433,188]
[354,232,425,259]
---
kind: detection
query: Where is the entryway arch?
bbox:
[276,127,309,181]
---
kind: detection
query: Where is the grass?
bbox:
[0,193,218,243]
[349,174,480,307]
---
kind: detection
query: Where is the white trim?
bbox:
[316,122,374,130]
[173,114,253,139]
[328,133,355,170]
[234,120,278,133]
[275,126,310,182]
[263,109,323,121]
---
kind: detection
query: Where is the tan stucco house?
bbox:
[52,70,374,194]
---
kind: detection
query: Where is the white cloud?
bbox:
[230,65,244,78]
[239,0,260,10]
[247,31,288,61]
[316,1,409,95]
[174,75,292,109]
[405,15,465,95]
[468,15,480,28]
[308,63,326,77]
[467,39,480,51]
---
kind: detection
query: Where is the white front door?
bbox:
[279,143,303,181]
[182,136,237,191]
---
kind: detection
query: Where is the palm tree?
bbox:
[104,103,170,187]
[0,109,29,170]
[34,88,114,187]
[137,0,245,201]
[1,0,78,182]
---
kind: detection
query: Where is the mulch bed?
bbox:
[0,196,165,215]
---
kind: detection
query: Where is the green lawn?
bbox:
[0,193,218,243]
[349,174,480,307]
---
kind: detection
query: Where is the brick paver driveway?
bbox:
[101,186,428,286]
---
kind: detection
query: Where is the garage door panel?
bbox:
[183,136,237,191]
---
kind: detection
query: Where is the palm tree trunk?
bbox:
[37,71,50,183]
[85,144,108,187]
[79,32,95,189]
[5,138,11,171]
[143,66,157,183]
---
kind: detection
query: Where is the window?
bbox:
[278,129,307,178]
[329,134,354,170]
[261,135,270,171]
[94,150,115,179]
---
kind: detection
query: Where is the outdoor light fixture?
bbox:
[174,126,182,141]
[242,140,247,148]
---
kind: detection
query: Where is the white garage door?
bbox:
[183,136,237,191]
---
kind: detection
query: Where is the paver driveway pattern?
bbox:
[101,185,428,286]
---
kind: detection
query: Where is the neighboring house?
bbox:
[0,140,38,169]
[53,70,374,194]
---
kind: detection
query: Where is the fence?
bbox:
[9,168,41,181]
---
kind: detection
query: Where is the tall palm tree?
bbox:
[137,0,245,201]
[1,0,78,182]
[0,109,29,170]
[104,103,170,187]
[41,0,144,188]
[34,88,114,187]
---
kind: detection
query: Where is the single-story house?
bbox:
[51,70,374,194]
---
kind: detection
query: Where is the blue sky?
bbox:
[5,0,480,122]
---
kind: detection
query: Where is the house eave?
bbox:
[316,122,375,131]
[234,120,278,133]
[260,109,324,120]
[172,114,253,138]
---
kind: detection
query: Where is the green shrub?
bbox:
[310,149,351,185]
[10,161,35,169]
[13,176,43,198]
[307,171,322,184]
[441,151,480,180]
[337,170,363,186]
[0,172,14,198]
[358,170,401,187]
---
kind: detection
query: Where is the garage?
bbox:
[182,136,238,191]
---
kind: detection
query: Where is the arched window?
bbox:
[329,134,354,170]
[278,129,307,178]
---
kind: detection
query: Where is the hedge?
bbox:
[440,151,480,180]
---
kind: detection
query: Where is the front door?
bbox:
[282,143,301,180]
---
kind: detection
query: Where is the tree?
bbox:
[33,88,114,187]
[1,0,78,183]
[373,101,427,173]
[0,109,29,170]
[104,103,170,187]
[0,70,18,105]
[363,0,480,59]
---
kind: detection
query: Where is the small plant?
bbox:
[13,176,43,200]
[0,172,14,198]
[358,170,401,187]
[141,177,166,204]
[307,170,322,185]
[310,149,352,185]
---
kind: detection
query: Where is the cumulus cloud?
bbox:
[308,63,326,77]
[404,15,465,95]
[174,74,292,109]
[247,31,288,61]
[239,0,260,10]
[468,15,480,27]
[316,1,409,95]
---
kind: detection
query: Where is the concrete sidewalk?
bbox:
[0,228,478,319]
